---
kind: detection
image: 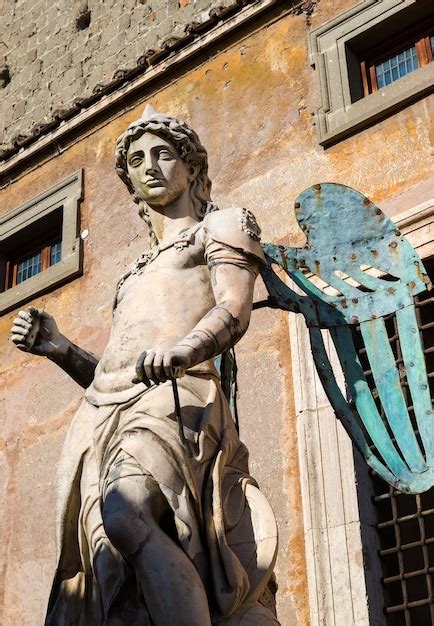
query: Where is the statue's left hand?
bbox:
[132,346,193,386]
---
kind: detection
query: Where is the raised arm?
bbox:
[10,307,99,388]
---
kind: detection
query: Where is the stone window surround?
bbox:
[0,170,83,315]
[309,0,434,147]
[289,197,434,625]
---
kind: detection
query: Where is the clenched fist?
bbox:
[10,307,68,358]
[132,346,193,386]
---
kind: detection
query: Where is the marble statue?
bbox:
[10,107,279,625]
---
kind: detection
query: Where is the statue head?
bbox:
[115,106,216,225]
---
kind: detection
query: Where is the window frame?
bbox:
[0,169,83,315]
[309,0,434,147]
[360,22,434,95]
[5,234,62,290]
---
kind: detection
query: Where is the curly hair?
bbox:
[115,110,218,246]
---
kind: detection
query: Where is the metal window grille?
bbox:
[375,45,419,89]
[354,258,434,625]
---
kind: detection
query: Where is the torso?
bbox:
[88,224,216,401]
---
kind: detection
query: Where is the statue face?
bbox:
[126,132,191,207]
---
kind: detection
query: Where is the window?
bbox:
[309,0,434,146]
[14,242,61,285]
[0,170,83,315]
[354,258,434,624]
[288,197,434,625]
[3,207,63,290]
[360,23,434,95]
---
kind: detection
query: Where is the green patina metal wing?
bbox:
[260,183,433,494]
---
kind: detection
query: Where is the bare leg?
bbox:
[103,474,212,626]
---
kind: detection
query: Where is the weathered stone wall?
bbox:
[1,0,232,150]
[1,1,434,625]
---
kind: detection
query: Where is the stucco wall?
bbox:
[1,1,434,624]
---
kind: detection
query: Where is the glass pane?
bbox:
[375,44,419,89]
[50,241,62,265]
[16,251,42,284]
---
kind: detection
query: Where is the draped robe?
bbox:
[45,209,279,625]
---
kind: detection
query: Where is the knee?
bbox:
[102,496,142,554]
[102,478,163,554]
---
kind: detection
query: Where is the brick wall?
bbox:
[1,0,229,151]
